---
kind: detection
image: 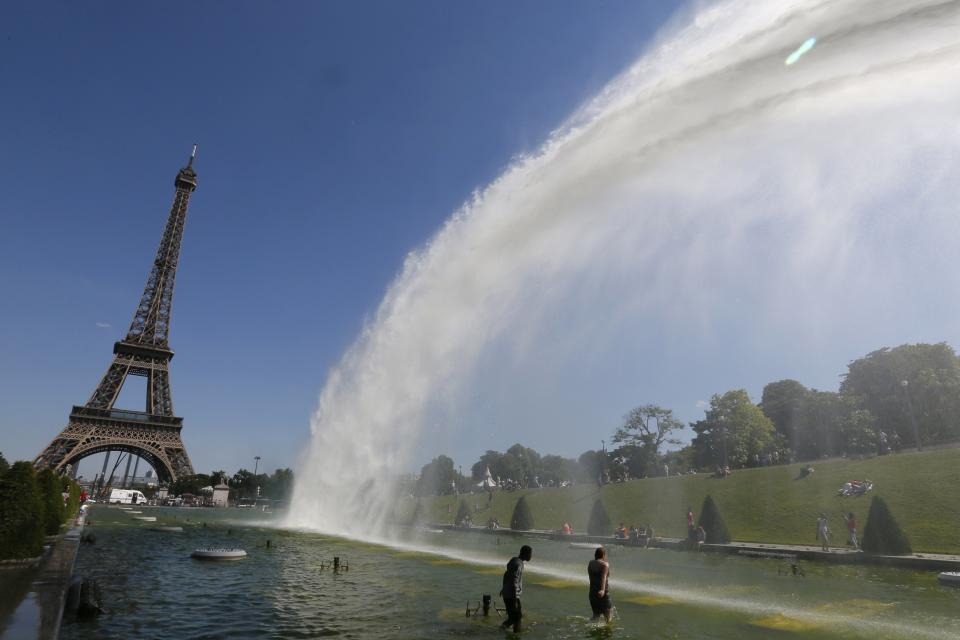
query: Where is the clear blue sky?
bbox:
[0,1,683,475]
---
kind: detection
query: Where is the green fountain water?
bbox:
[60,506,959,639]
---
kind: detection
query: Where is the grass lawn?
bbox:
[407,447,960,554]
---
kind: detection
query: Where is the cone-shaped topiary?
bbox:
[510,496,534,531]
[696,495,731,543]
[587,498,612,536]
[454,499,471,525]
[861,496,912,555]
[37,468,64,536]
[0,461,45,560]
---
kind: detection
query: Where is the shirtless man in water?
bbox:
[587,547,613,623]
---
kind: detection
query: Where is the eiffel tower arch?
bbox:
[34,149,200,484]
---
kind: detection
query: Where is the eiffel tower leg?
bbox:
[122,454,133,488]
[86,360,131,410]
[99,452,110,485]
[149,367,174,416]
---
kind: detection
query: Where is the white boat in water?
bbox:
[191,548,247,560]
[937,572,960,587]
[133,516,157,522]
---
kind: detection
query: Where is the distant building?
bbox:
[212,479,230,508]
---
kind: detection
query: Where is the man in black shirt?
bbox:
[587,546,613,623]
[500,545,532,632]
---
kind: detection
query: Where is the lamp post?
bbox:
[900,380,922,451]
[717,410,728,469]
[253,456,261,501]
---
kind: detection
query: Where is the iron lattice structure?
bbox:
[34,151,199,483]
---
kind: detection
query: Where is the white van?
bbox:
[109,488,147,505]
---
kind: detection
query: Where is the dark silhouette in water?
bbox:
[500,545,532,633]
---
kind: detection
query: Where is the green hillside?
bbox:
[406,447,960,554]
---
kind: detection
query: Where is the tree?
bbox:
[691,390,778,468]
[539,455,577,485]
[0,462,44,560]
[762,380,879,460]
[510,496,534,530]
[861,496,912,555]
[0,451,8,476]
[587,498,611,536]
[415,455,458,497]
[612,405,683,476]
[263,468,294,500]
[577,450,605,482]
[37,468,64,536]
[760,379,809,450]
[170,473,212,497]
[841,343,960,449]
[663,445,696,474]
[696,495,731,543]
[471,450,504,481]
[837,408,879,456]
[505,444,542,486]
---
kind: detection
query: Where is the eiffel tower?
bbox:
[35,148,200,483]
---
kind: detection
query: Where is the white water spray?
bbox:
[288,0,960,536]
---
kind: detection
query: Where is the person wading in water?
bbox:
[500,545,532,633]
[587,546,613,623]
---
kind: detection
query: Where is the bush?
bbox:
[454,499,471,525]
[510,496,534,531]
[38,469,64,536]
[0,462,45,560]
[861,496,912,555]
[697,495,731,544]
[62,476,81,520]
[587,498,611,536]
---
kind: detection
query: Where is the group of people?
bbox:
[499,544,614,633]
[837,479,873,496]
[686,506,707,550]
[614,523,654,547]
[816,511,859,550]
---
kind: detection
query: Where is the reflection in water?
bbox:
[60,506,960,639]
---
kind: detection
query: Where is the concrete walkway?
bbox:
[432,524,960,572]
[0,510,86,640]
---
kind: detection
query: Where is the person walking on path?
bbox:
[841,512,859,549]
[816,513,831,552]
[500,545,532,633]
[587,547,614,624]
[686,506,696,546]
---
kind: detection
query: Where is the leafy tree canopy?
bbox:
[841,343,960,448]
[691,389,778,468]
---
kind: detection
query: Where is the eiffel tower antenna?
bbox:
[34,150,200,483]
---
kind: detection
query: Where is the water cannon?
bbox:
[319,556,349,572]
[465,594,503,618]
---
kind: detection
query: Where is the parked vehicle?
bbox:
[109,489,147,505]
